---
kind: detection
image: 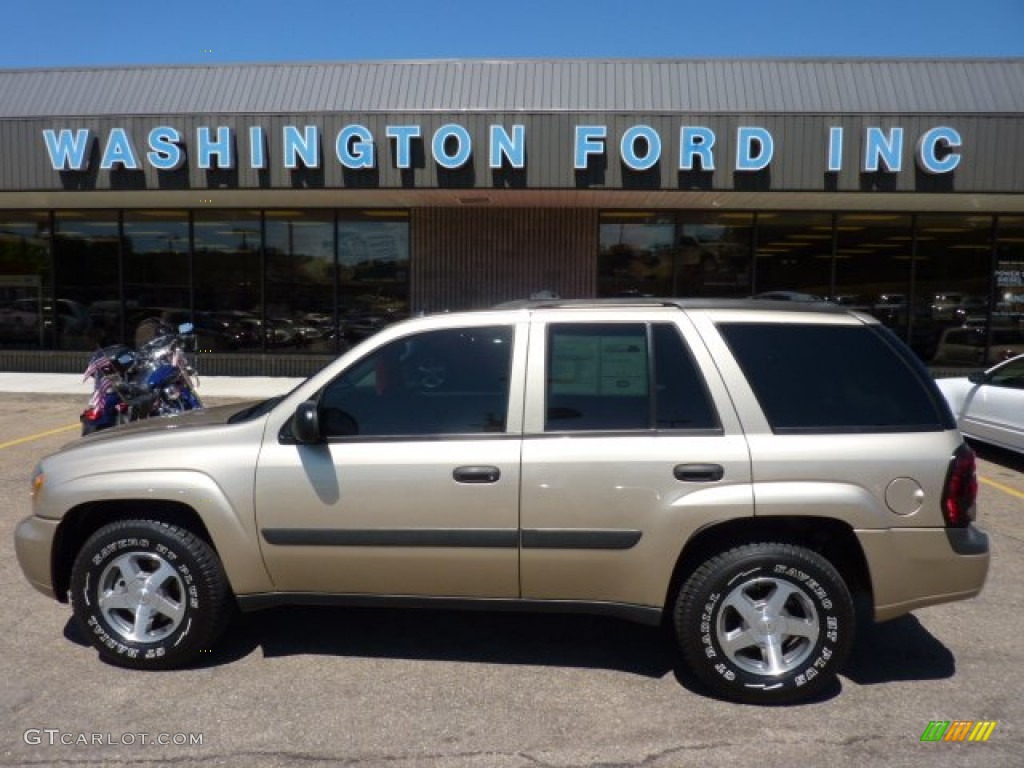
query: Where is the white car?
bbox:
[936,354,1024,454]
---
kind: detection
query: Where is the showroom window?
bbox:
[598,212,752,298]
[0,212,52,349]
[53,211,119,350]
[752,212,833,300]
[123,210,190,346]
[996,216,1024,323]
[193,210,262,352]
[265,211,336,355]
[338,211,410,346]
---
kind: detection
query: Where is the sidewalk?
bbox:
[0,372,304,399]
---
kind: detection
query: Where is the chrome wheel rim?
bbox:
[97,552,186,643]
[716,576,820,676]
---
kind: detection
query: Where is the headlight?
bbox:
[30,464,44,500]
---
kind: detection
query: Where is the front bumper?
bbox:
[14,515,60,600]
[858,525,990,622]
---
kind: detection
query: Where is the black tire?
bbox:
[70,519,231,670]
[674,542,854,704]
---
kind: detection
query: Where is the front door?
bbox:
[254,322,525,598]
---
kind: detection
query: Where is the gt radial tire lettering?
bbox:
[675,543,855,704]
[70,521,230,671]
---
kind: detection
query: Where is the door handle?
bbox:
[453,465,501,484]
[673,463,724,482]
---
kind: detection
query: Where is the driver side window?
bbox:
[319,325,514,437]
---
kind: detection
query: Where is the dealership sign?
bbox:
[42,123,962,176]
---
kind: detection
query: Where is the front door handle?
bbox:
[453,465,501,484]
[674,463,724,482]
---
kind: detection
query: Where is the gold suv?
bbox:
[15,299,989,703]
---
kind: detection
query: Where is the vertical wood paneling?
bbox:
[411,208,598,312]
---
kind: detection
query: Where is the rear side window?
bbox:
[545,322,718,432]
[718,323,949,433]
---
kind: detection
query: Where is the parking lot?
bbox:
[0,392,1021,767]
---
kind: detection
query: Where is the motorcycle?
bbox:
[80,321,203,435]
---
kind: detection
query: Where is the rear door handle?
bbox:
[453,465,501,484]
[673,463,724,482]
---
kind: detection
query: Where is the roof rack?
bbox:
[493,297,850,314]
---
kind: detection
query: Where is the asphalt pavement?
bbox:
[0,392,1021,767]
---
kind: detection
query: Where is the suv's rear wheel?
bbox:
[70,519,231,669]
[674,542,854,704]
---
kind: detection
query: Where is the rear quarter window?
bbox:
[718,322,952,433]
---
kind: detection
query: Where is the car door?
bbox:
[254,320,526,598]
[961,356,1024,451]
[519,312,753,610]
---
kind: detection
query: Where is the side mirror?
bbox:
[967,371,989,385]
[292,400,321,444]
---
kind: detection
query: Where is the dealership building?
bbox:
[1,58,1022,374]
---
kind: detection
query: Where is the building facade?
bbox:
[1,59,1022,373]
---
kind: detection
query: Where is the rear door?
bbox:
[519,310,753,610]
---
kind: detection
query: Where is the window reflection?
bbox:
[123,211,190,347]
[0,213,52,348]
[996,216,1024,325]
[193,211,262,352]
[338,212,410,343]
[54,212,119,349]
[753,212,832,300]
[598,213,751,298]
[678,213,752,297]
[833,214,919,351]
[266,211,336,354]
[917,215,993,365]
[598,214,676,297]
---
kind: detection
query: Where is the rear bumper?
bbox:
[857,525,990,622]
[14,515,60,600]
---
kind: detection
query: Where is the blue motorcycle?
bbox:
[81,321,202,435]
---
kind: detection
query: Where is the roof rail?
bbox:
[493,297,850,314]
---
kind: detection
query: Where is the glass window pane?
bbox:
[0,212,52,349]
[598,214,675,297]
[546,323,650,431]
[718,323,948,433]
[652,324,719,430]
[832,213,925,352]
[123,211,191,346]
[193,211,262,353]
[917,214,993,367]
[265,211,336,354]
[338,212,409,344]
[54,211,119,349]
[996,216,1024,326]
[319,326,512,437]
[678,213,753,297]
[753,212,833,300]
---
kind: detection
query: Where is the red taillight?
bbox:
[82,407,101,422]
[942,443,978,527]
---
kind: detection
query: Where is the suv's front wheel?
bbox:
[674,542,854,704]
[70,519,231,669]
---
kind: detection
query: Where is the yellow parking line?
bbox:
[0,423,79,450]
[980,476,1024,500]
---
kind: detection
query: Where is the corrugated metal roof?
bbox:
[0,58,1022,118]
